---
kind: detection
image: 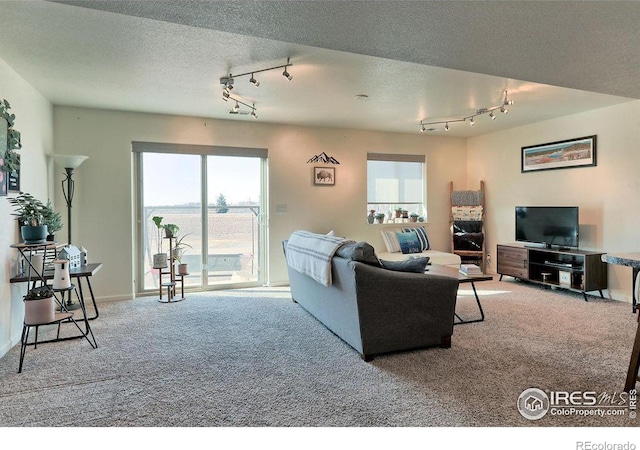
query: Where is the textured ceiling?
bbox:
[0,1,636,137]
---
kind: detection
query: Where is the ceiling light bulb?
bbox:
[420,124,426,133]
[250,74,260,87]
[489,111,496,120]
[444,122,450,131]
[233,102,239,112]
[222,91,230,101]
[501,106,509,114]
[251,110,258,119]
[282,67,293,81]
[469,117,475,126]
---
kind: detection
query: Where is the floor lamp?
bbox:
[53,154,88,309]
[53,154,88,245]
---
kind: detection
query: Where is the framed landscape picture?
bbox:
[521,135,597,173]
[313,166,335,185]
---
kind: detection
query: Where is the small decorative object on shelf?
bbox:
[7,192,49,244]
[57,245,81,269]
[172,234,192,276]
[53,259,71,290]
[164,223,179,238]
[152,216,168,269]
[409,213,419,223]
[367,210,375,224]
[375,213,385,224]
[395,208,402,219]
[23,286,56,324]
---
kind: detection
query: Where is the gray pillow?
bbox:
[336,242,382,268]
[380,257,430,273]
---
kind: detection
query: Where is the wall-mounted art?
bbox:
[8,153,19,191]
[521,135,597,173]
[314,166,335,186]
[0,162,6,197]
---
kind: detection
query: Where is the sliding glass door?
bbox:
[136,145,266,294]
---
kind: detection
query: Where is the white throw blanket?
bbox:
[286,231,352,286]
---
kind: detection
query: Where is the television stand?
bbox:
[497,243,607,301]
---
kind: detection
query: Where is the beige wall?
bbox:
[53,107,467,300]
[467,100,640,303]
[0,57,53,356]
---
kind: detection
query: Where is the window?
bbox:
[367,153,426,222]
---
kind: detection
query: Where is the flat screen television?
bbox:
[515,206,579,249]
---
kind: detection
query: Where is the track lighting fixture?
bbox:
[220,58,292,90]
[225,96,258,118]
[219,58,293,115]
[282,66,293,81]
[418,90,514,132]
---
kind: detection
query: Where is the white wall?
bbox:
[0,57,53,358]
[467,100,640,303]
[53,107,468,299]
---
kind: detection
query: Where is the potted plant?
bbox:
[375,213,386,224]
[394,207,403,219]
[163,223,179,238]
[409,213,419,223]
[402,210,409,219]
[7,192,48,244]
[151,216,167,269]
[172,234,192,275]
[23,285,56,324]
[41,200,63,241]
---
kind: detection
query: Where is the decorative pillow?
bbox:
[380,257,430,273]
[402,226,430,251]
[336,242,382,267]
[380,230,402,253]
[396,230,422,254]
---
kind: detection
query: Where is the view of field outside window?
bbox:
[367,159,426,223]
[141,153,263,292]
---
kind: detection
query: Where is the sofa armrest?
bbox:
[350,261,459,355]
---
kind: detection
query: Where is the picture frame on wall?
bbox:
[0,164,7,197]
[7,154,19,191]
[313,166,335,186]
[521,135,597,173]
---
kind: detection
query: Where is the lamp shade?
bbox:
[53,154,88,169]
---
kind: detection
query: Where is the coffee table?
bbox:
[427,264,493,325]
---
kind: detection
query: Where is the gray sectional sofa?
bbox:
[284,239,459,361]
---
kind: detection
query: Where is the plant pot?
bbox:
[376,218,384,224]
[395,211,402,218]
[21,225,48,244]
[178,263,188,275]
[46,234,55,242]
[24,296,55,324]
[409,216,418,223]
[153,253,168,269]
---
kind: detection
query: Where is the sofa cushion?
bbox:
[380,256,430,273]
[403,226,430,251]
[380,230,402,253]
[336,241,382,267]
[396,230,422,254]
[376,250,461,268]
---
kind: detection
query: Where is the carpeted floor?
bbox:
[0,278,637,428]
